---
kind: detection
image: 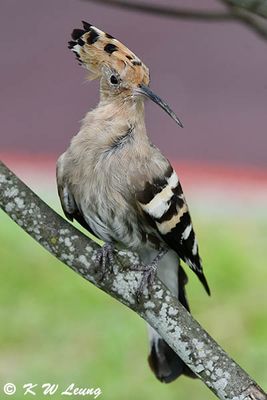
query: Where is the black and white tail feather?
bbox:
[137,164,210,383]
[140,248,197,382]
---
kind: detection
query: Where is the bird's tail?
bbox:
[145,251,196,383]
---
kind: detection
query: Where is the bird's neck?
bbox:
[68,97,151,172]
[81,96,148,146]
[98,96,145,128]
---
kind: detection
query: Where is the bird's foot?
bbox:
[131,248,168,302]
[132,262,157,302]
[94,242,115,280]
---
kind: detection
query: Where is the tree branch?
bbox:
[219,0,267,38]
[223,0,267,18]
[0,160,266,400]
[81,0,235,20]
[82,0,267,40]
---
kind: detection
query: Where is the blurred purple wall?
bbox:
[0,0,266,166]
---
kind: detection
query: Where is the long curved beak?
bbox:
[136,84,183,128]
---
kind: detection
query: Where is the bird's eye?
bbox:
[110,75,119,85]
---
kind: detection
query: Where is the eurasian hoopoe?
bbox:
[57,22,210,383]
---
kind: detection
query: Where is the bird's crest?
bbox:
[68,21,150,86]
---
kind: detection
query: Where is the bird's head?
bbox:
[68,22,183,127]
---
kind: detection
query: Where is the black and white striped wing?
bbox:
[137,165,210,295]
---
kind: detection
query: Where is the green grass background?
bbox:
[0,195,266,399]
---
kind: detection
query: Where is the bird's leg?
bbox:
[94,242,116,280]
[132,248,168,302]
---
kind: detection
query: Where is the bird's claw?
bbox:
[94,242,115,280]
[131,262,157,303]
